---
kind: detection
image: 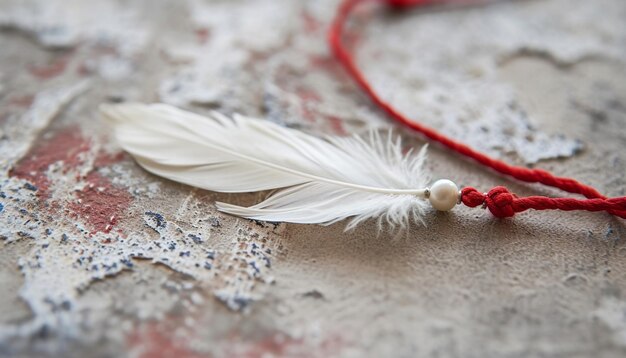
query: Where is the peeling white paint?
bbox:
[0,81,89,171]
[0,173,282,342]
[357,0,626,163]
[0,0,150,53]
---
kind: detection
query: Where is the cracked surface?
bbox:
[0,0,625,357]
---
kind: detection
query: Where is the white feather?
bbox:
[101,103,431,229]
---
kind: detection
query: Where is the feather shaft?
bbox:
[101,103,432,228]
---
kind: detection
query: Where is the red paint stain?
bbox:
[67,172,132,234]
[94,151,126,169]
[225,332,345,358]
[247,50,274,65]
[28,53,73,80]
[295,87,322,122]
[92,44,119,56]
[76,61,93,76]
[10,127,91,199]
[233,334,303,358]
[11,127,132,234]
[325,115,347,136]
[308,54,334,69]
[308,54,347,79]
[127,319,345,358]
[195,27,211,45]
[8,94,35,108]
[301,10,321,33]
[127,320,206,358]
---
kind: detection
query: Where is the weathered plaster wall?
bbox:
[0,0,625,357]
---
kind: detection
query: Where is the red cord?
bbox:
[329,0,626,218]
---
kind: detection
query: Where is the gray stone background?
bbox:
[0,0,625,357]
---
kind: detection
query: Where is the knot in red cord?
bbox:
[461,187,517,217]
[460,187,485,207]
[485,186,516,218]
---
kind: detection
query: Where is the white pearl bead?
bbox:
[428,179,459,211]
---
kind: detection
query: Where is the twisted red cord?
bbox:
[329,0,626,218]
[461,187,626,218]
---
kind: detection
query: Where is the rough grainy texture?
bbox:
[0,0,625,357]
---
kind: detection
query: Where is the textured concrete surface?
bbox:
[0,0,625,357]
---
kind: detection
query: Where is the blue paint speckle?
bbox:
[24,183,38,191]
[208,217,221,228]
[188,234,203,244]
[145,211,166,230]
[232,296,252,310]
[120,258,134,268]
[249,261,260,274]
